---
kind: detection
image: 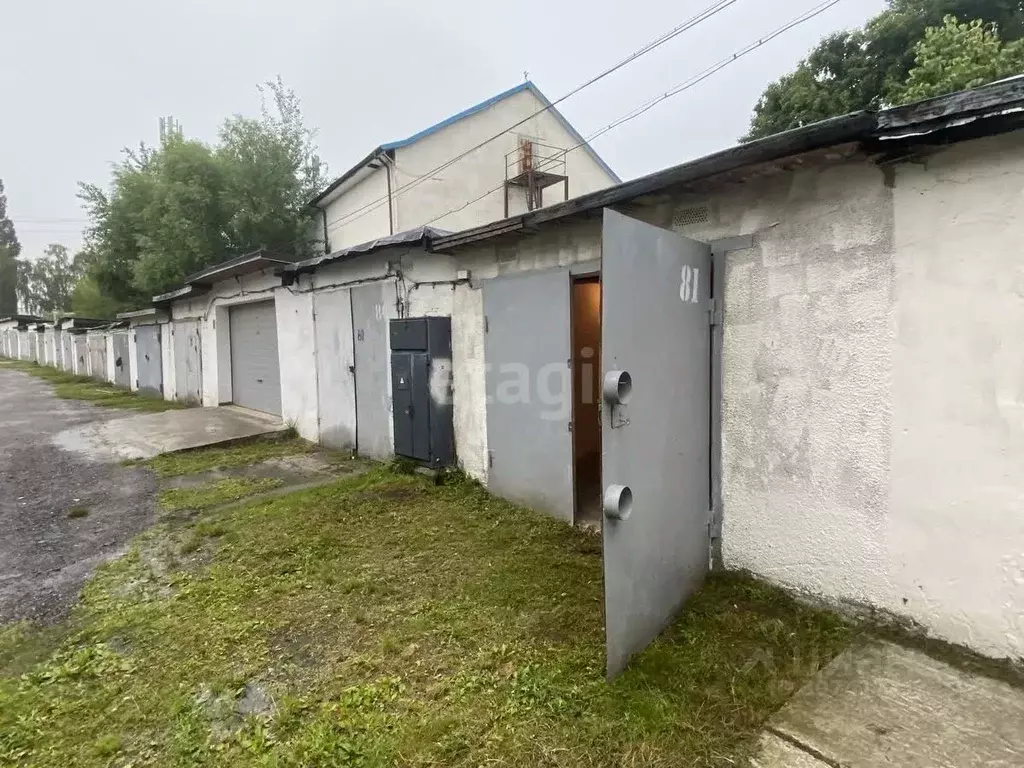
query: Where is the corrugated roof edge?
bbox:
[183,249,291,284]
[308,81,620,208]
[429,77,1024,252]
[281,226,451,279]
[0,315,43,324]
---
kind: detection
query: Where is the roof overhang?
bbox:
[0,314,43,327]
[184,250,292,286]
[280,226,450,281]
[152,284,206,306]
[116,307,170,325]
[59,317,108,333]
[309,147,390,208]
[150,250,290,306]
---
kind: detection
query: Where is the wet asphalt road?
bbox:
[0,368,157,624]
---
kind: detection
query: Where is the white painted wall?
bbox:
[394,88,614,235]
[127,328,140,391]
[161,323,176,401]
[44,329,56,366]
[320,87,616,252]
[105,333,116,383]
[322,168,392,251]
[275,288,318,435]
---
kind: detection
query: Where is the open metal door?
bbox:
[483,268,574,523]
[601,209,712,678]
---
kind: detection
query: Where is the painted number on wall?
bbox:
[679,266,700,304]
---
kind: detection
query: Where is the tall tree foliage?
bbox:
[744,0,1024,140]
[80,79,326,308]
[889,15,1024,103]
[0,179,21,315]
[15,244,83,318]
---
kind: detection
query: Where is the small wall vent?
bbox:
[673,205,710,228]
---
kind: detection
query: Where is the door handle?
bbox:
[256,378,264,383]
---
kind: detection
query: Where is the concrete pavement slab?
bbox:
[54,405,286,461]
[756,640,1024,767]
[751,733,829,767]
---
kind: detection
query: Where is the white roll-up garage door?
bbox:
[229,301,282,416]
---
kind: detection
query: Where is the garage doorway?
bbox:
[571,275,602,526]
[229,301,282,416]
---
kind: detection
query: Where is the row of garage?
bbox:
[1,300,287,420]
[0,314,205,407]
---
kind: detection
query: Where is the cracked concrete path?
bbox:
[0,367,158,623]
[751,640,1024,767]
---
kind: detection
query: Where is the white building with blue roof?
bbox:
[310,81,619,252]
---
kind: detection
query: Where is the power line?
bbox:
[14,219,89,224]
[321,0,745,233]
[424,0,846,228]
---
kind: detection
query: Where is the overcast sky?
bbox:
[2,0,885,260]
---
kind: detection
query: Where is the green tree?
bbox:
[744,0,1024,140]
[79,79,326,307]
[0,179,21,315]
[888,15,1024,103]
[218,77,327,257]
[70,272,123,319]
[15,243,84,318]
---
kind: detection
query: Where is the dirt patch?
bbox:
[0,369,159,624]
[160,453,366,491]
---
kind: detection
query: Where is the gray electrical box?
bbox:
[390,317,454,467]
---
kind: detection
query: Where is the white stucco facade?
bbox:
[320,84,617,252]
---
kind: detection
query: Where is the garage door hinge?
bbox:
[488,450,494,468]
[484,316,489,334]
[707,299,723,328]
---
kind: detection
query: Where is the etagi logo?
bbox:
[420,349,600,422]
[483,347,599,421]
